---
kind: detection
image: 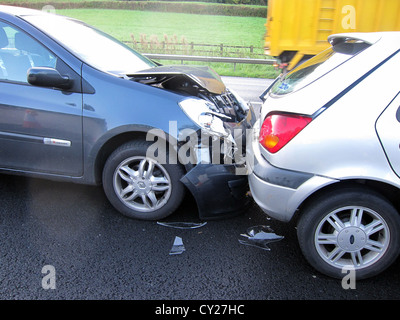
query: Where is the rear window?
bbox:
[270,40,371,96]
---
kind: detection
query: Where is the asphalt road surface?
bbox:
[0,77,399,305]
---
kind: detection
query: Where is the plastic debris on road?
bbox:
[169,236,186,255]
[239,225,284,251]
[157,221,207,229]
[159,222,206,256]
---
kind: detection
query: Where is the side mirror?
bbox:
[27,67,72,90]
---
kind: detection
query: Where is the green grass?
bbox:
[1,0,106,2]
[55,9,276,78]
[57,9,265,46]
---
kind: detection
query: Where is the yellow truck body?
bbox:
[265,0,400,70]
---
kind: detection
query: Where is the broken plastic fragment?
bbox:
[169,236,186,255]
[239,225,284,251]
[157,221,207,229]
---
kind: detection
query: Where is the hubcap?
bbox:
[315,206,390,270]
[337,227,367,252]
[113,156,171,213]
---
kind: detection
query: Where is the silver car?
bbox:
[248,32,400,279]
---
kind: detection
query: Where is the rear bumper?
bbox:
[247,131,337,222]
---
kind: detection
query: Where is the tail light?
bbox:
[259,113,312,153]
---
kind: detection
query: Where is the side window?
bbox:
[0,21,56,83]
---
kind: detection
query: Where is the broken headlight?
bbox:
[179,98,229,137]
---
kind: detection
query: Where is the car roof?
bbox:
[0,5,47,17]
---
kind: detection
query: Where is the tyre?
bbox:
[102,140,185,220]
[297,187,400,279]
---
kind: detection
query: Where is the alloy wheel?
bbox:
[113,156,172,213]
[314,206,390,270]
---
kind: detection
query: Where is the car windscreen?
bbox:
[270,40,371,96]
[23,14,157,75]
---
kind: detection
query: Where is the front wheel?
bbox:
[102,140,185,220]
[297,187,400,279]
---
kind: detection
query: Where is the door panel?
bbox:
[0,20,83,176]
[0,83,83,176]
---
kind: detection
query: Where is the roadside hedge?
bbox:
[8,1,267,17]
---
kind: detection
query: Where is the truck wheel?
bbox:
[102,140,185,220]
[297,187,400,279]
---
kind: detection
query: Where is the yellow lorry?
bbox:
[265,0,400,70]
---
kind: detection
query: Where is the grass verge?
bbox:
[56,8,277,78]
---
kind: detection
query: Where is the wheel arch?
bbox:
[91,128,191,185]
[93,130,147,184]
[293,179,400,224]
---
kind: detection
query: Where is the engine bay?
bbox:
[128,65,249,123]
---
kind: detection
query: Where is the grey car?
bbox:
[0,6,255,221]
[248,32,400,279]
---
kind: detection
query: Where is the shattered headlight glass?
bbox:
[178,98,229,137]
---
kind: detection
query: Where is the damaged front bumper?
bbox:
[179,101,256,220]
[181,163,250,220]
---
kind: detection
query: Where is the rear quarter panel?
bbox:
[268,50,400,186]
